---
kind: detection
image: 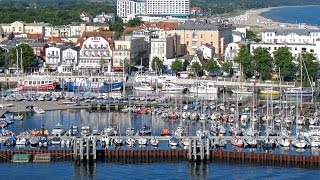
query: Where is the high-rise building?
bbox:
[146,0,189,17]
[117,0,146,18]
[117,0,190,18]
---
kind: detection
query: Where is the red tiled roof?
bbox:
[27,33,44,39]
[144,21,179,30]
[46,37,62,43]
[78,31,116,50]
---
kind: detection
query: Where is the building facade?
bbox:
[171,20,233,55]
[45,46,61,70]
[146,0,189,17]
[261,29,320,44]
[0,21,47,35]
[58,47,80,73]
[117,0,146,18]
[78,36,113,73]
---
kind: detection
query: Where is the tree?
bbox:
[222,61,232,73]
[171,59,183,72]
[151,56,163,72]
[300,52,320,82]
[235,47,254,79]
[252,47,272,80]
[109,21,124,37]
[246,30,261,42]
[0,47,5,67]
[273,47,296,81]
[99,58,106,73]
[191,62,202,76]
[121,57,130,72]
[6,44,36,70]
[127,17,143,27]
[204,58,220,73]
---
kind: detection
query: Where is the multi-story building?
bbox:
[261,29,320,44]
[0,21,48,35]
[171,20,233,55]
[93,13,116,23]
[45,46,62,70]
[78,32,115,73]
[149,30,181,69]
[58,47,80,73]
[113,36,147,68]
[145,0,190,17]
[117,0,146,18]
[250,41,320,60]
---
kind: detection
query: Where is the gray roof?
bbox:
[175,20,232,31]
[261,29,320,35]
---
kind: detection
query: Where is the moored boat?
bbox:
[16,74,57,91]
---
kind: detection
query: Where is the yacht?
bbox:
[245,137,258,148]
[29,136,39,147]
[277,137,291,147]
[126,137,136,147]
[260,88,280,96]
[39,135,48,148]
[126,127,136,136]
[81,126,91,136]
[134,72,177,84]
[33,107,45,114]
[150,137,159,147]
[232,86,253,95]
[283,87,314,97]
[169,136,179,146]
[138,124,152,136]
[101,135,110,147]
[189,81,218,94]
[231,136,244,148]
[161,82,186,93]
[262,137,276,149]
[51,124,65,136]
[133,82,154,91]
[16,137,27,146]
[292,135,307,148]
[51,137,61,146]
[138,137,148,146]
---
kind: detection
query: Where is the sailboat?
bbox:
[149,112,159,147]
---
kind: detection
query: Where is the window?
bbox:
[294,47,297,51]
[310,49,314,52]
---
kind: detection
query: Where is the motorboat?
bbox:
[5,136,16,147]
[232,86,253,95]
[16,74,57,91]
[245,137,258,148]
[51,137,61,146]
[66,125,78,136]
[262,137,276,149]
[161,82,186,93]
[91,127,100,136]
[292,135,307,148]
[260,88,280,96]
[134,72,177,84]
[138,137,148,146]
[169,136,179,146]
[61,139,71,148]
[126,127,136,136]
[103,126,118,136]
[29,136,39,147]
[16,137,27,146]
[277,137,291,147]
[150,137,159,147]
[189,81,218,94]
[39,135,49,148]
[101,135,110,147]
[181,137,190,147]
[133,82,154,91]
[139,124,152,136]
[309,135,320,147]
[80,126,91,136]
[174,125,186,137]
[33,107,45,114]
[231,136,244,148]
[126,137,136,147]
[113,137,123,146]
[161,128,171,136]
[51,124,65,136]
[283,87,314,97]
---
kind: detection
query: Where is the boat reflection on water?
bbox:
[74,162,97,179]
[188,162,209,179]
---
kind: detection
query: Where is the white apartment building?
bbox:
[250,41,320,60]
[45,46,62,70]
[113,36,147,68]
[146,0,189,17]
[117,0,146,18]
[58,47,80,73]
[78,36,113,73]
[261,29,320,44]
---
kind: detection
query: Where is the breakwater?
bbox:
[0,150,319,168]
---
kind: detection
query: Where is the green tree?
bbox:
[120,57,130,72]
[299,52,320,82]
[246,30,261,42]
[252,47,272,80]
[151,56,163,72]
[6,44,36,70]
[99,58,106,73]
[109,21,124,37]
[171,59,183,72]
[273,47,296,81]
[204,59,220,73]
[222,61,232,73]
[0,47,5,67]
[191,62,202,75]
[235,47,254,79]
[127,17,143,27]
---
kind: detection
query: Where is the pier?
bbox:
[0,149,319,168]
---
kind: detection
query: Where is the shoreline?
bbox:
[229,6,320,29]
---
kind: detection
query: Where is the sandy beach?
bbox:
[229,7,319,29]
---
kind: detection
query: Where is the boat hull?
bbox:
[66,82,123,92]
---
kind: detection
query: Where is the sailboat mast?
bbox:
[16,49,19,76]
[300,54,303,114]
[20,48,23,73]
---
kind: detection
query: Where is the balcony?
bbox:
[64,56,75,60]
[46,54,59,58]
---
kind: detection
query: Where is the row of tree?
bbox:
[235,46,320,81]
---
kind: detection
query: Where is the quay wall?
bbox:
[0,150,319,168]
